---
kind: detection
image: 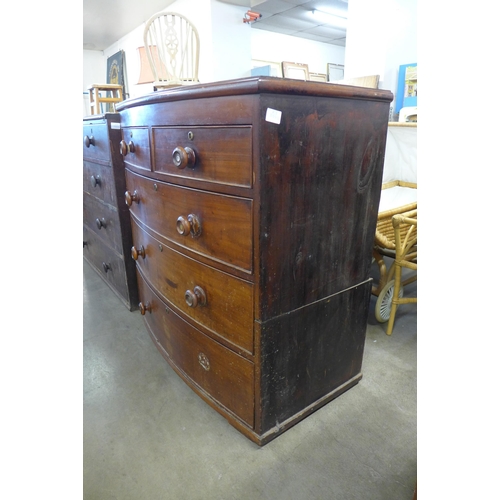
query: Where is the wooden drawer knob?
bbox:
[120,140,135,156]
[131,245,145,260]
[84,135,95,148]
[95,218,106,230]
[185,286,207,308]
[124,190,139,207]
[139,301,151,315]
[172,146,196,169]
[90,175,101,187]
[176,214,201,237]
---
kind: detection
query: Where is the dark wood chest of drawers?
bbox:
[116,77,393,445]
[83,113,138,310]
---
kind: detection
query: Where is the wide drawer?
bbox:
[83,224,130,302]
[137,271,254,427]
[121,126,151,171]
[152,126,252,188]
[83,161,117,206]
[125,169,253,273]
[83,122,111,162]
[131,220,254,354]
[83,192,123,255]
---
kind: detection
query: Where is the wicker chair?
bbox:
[385,209,417,335]
[372,123,417,331]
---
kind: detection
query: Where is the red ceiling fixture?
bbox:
[243,10,262,24]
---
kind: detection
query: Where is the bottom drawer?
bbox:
[137,270,255,427]
[83,224,131,306]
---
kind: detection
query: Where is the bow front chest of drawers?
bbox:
[116,77,393,445]
[83,113,139,310]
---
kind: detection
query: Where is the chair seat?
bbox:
[87,84,123,115]
[378,186,417,214]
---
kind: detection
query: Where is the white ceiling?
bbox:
[83,0,348,51]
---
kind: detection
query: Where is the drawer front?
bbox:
[83,122,110,162]
[131,220,254,354]
[137,271,254,427]
[83,161,116,206]
[83,192,123,255]
[83,224,130,300]
[125,169,253,273]
[152,126,252,188]
[121,127,151,171]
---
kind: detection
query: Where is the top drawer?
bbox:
[152,126,253,188]
[83,122,111,162]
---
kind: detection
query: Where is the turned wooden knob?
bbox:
[90,175,101,187]
[172,146,196,169]
[102,262,110,273]
[176,214,201,237]
[84,135,95,148]
[131,245,145,260]
[139,301,151,315]
[95,218,106,230]
[185,286,207,308]
[124,190,139,207]
[120,140,135,156]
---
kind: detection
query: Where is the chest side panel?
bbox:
[257,94,390,320]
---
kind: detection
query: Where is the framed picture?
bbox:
[309,73,328,82]
[327,63,344,82]
[251,59,282,77]
[282,61,310,81]
[107,50,127,104]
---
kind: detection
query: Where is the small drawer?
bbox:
[83,122,111,162]
[120,127,151,171]
[83,192,123,255]
[137,270,255,427]
[152,126,252,188]
[83,224,129,301]
[131,220,254,354]
[125,169,253,273]
[83,161,116,206]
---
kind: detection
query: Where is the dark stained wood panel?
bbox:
[117,77,393,444]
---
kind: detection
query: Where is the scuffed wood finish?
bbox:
[124,169,253,273]
[118,77,393,445]
[152,126,253,187]
[130,217,254,355]
[137,271,255,427]
[83,113,139,311]
[257,94,389,319]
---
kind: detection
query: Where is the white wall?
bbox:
[344,0,417,103]
[250,29,345,76]
[83,0,416,111]
[82,50,106,115]
[82,0,346,111]
[98,0,250,100]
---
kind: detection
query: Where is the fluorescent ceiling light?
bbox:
[311,9,347,28]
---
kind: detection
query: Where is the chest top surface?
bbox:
[116,76,393,111]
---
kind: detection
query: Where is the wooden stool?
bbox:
[87,84,123,115]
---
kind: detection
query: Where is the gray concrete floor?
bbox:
[83,259,417,500]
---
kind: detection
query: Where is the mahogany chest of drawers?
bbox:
[116,77,393,445]
[83,113,138,310]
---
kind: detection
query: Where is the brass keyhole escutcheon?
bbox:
[198,352,210,371]
[188,131,194,140]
